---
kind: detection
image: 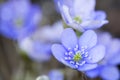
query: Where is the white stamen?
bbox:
[74,48,78,51]
[75,65,79,68]
[76,45,79,48]
[70,61,75,64]
[79,61,86,66]
[65,52,68,55]
[68,48,71,51]
[76,62,80,65]
[69,51,73,55]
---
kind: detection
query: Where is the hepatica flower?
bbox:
[36,21,64,42]
[48,70,64,80]
[19,37,51,62]
[0,0,42,40]
[36,69,64,80]
[52,28,105,71]
[55,0,108,31]
[86,32,120,80]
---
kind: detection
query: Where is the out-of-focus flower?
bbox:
[86,32,120,80]
[36,69,64,80]
[48,70,64,80]
[18,21,64,62]
[33,21,64,42]
[36,75,49,80]
[55,0,108,31]
[52,28,105,71]
[19,37,51,62]
[0,0,42,40]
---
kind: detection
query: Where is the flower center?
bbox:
[14,18,23,28]
[73,16,82,24]
[73,52,82,62]
[64,45,92,68]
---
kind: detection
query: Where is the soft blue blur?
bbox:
[86,32,120,80]
[0,0,42,40]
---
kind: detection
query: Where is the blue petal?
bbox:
[57,1,73,24]
[72,0,95,17]
[78,63,97,71]
[79,30,97,49]
[86,68,99,78]
[48,70,64,80]
[86,45,105,63]
[82,20,108,30]
[61,28,78,49]
[106,39,120,60]
[51,44,76,68]
[94,10,107,20]
[100,66,119,80]
[82,11,108,30]
[97,31,112,46]
[108,52,120,65]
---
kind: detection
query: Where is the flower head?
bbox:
[36,21,64,42]
[48,70,64,80]
[86,32,120,80]
[19,37,52,62]
[55,0,108,31]
[0,0,42,40]
[52,28,105,71]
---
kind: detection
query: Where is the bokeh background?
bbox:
[0,0,120,80]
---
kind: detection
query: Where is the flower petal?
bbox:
[82,20,108,30]
[100,66,119,80]
[86,45,105,63]
[108,53,120,65]
[79,30,97,49]
[61,28,78,49]
[106,39,120,60]
[78,63,97,71]
[51,44,76,68]
[57,1,73,24]
[73,0,95,18]
[94,10,107,20]
[82,11,108,30]
[85,68,99,78]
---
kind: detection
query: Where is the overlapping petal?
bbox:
[78,63,97,71]
[52,44,76,68]
[61,28,78,49]
[79,30,97,49]
[100,66,119,80]
[86,68,99,78]
[86,45,105,63]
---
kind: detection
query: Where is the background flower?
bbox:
[86,31,120,80]
[48,69,64,80]
[33,21,64,42]
[55,0,108,31]
[0,0,42,40]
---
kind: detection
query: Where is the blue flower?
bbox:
[51,28,105,71]
[48,70,64,80]
[86,32,120,80]
[0,0,42,40]
[38,21,64,42]
[55,0,108,31]
[19,37,51,62]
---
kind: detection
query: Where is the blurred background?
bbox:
[0,0,120,80]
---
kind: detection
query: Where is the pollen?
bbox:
[74,16,82,24]
[14,18,23,28]
[73,52,82,62]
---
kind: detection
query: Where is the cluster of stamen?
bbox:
[73,16,82,24]
[14,18,23,28]
[64,45,92,68]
